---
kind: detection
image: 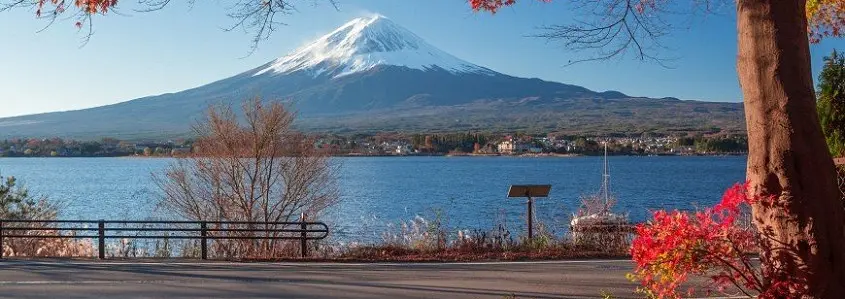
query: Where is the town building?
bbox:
[498,137,529,154]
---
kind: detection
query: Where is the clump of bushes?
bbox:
[629,182,798,298]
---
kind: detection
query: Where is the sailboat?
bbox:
[570,142,630,240]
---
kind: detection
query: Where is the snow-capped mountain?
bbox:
[254,15,494,78]
[0,15,744,139]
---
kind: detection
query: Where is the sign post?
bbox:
[507,185,552,240]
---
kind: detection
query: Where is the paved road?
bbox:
[0,259,733,299]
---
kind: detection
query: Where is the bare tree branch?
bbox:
[530,0,730,67]
[154,97,340,259]
[1,0,339,52]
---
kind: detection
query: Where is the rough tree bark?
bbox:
[737,0,845,296]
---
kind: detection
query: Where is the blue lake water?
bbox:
[0,156,746,242]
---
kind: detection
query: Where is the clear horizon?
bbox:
[1,1,843,118]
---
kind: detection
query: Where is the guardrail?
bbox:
[0,219,329,259]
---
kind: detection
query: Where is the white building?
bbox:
[498,139,529,154]
[395,145,413,155]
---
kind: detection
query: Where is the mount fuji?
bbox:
[255,15,495,78]
[0,15,743,139]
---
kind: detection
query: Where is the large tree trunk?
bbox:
[737,0,845,296]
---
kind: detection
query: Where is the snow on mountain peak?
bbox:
[255,15,493,78]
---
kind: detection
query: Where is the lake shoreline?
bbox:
[0,152,749,159]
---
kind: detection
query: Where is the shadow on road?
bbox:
[0,259,639,298]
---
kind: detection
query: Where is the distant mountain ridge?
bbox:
[0,15,744,139]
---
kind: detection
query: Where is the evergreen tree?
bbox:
[817,50,845,157]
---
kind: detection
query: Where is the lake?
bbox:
[0,156,746,242]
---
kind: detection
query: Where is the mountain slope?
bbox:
[0,15,744,139]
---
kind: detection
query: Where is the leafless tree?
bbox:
[154,97,339,258]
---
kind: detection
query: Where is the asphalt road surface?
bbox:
[0,259,739,299]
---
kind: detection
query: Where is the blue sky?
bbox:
[1,1,843,118]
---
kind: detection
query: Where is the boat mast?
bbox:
[601,142,610,211]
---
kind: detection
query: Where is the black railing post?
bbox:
[300,213,307,258]
[98,220,105,259]
[527,196,534,240]
[200,221,208,260]
[0,220,4,259]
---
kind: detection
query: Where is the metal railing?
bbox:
[0,219,329,259]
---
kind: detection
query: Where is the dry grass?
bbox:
[2,230,95,258]
[334,213,632,262]
[338,243,627,262]
[1,174,95,257]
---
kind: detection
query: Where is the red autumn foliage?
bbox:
[35,0,117,26]
[76,0,118,14]
[470,0,654,14]
[628,182,809,298]
[469,0,517,13]
[37,0,117,15]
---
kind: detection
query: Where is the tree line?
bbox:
[0,138,192,157]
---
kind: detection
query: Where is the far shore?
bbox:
[0,152,749,159]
